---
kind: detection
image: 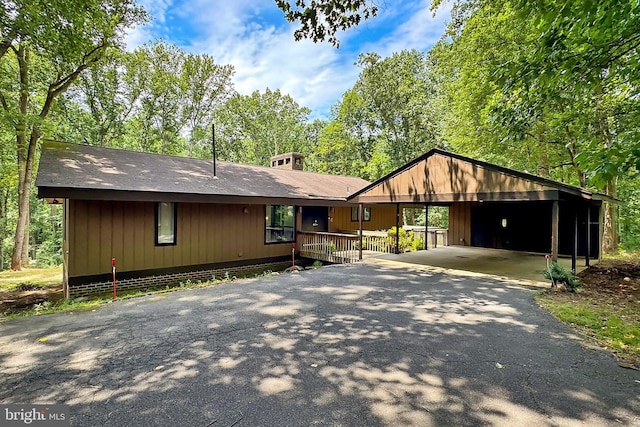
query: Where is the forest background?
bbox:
[1,0,638,271]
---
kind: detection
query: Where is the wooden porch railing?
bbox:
[298,232,360,263]
[298,231,397,263]
[298,229,449,264]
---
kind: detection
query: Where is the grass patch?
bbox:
[0,267,63,292]
[536,293,640,367]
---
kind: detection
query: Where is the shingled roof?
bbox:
[36,141,369,205]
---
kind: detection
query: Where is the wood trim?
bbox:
[353,190,561,204]
[38,187,358,207]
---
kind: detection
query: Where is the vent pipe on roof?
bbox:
[212,123,217,178]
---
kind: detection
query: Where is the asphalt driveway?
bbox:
[1,263,638,426]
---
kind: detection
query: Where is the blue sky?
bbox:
[125,0,451,119]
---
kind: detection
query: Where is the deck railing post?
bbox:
[358,203,364,260]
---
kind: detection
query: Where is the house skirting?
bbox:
[67,258,293,298]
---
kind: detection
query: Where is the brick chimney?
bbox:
[270,152,304,171]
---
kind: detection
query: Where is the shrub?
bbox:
[386,227,415,252]
[412,237,425,251]
[543,262,582,292]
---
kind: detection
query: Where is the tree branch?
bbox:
[0,29,17,60]
[40,43,107,118]
[0,90,9,113]
[50,44,106,98]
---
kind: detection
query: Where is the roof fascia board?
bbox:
[37,187,356,207]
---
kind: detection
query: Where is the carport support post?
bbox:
[395,203,400,254]
[571,211,578,274]
[358,203,364,261]
[598,203,604,262]
[424,203,429,250]
[585,205,591,267]
[551,200,559,263]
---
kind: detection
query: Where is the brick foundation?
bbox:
[68,260,293,298]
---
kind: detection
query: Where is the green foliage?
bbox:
[412,238,425,252]
[316,49,444,180]
[215,88,312,166]
[412,206,449,229]
[543,262,582,292]
[618,175,640,251]
[275,0,377,47]
[387,227,414,253]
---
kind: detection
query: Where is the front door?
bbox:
[301,206,329,232]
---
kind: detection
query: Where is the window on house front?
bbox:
[265,205,295,243]
[155,202,176,245]
[351,206,371,222]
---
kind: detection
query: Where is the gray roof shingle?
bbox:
[36,141,369,202]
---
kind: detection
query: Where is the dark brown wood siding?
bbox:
[330,205,397,233]
[449,202,472,246]
[67,200,292,278]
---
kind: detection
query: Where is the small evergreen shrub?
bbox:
[543,262,582,292]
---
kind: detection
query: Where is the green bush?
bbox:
[543,262,582,292]
[387,227,415,252]
[412,237,425,251]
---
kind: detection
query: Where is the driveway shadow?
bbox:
[0,263,638,426]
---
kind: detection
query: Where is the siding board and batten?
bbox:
[67,200,292,278]
[352,153,552,204]
[330,206,397,232]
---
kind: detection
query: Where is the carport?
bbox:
[348,149,611,272]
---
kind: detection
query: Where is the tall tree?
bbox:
[137,41,186,155]
[324,50,443,179]
[431,0,640,251]
[0,0,146,270]
[61,49,145,148]
[215,88,311,166]
[181,53,235,157]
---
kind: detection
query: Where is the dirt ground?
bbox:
[0,283,64,316]
[577,260,640,301]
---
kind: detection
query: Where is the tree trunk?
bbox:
[602,178,619,253]
[11,131,38,270]
[538,149,550,178]
[0,187,5,270]
[10,44,30,271]
[21,209,29,266]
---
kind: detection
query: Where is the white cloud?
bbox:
[124,0,450,119]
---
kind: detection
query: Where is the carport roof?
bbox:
[348,149,612,204]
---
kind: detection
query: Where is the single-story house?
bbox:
[348,148,612,269]
[36,141,397,297]
[37,142,611,298]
